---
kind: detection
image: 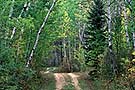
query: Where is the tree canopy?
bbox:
[0,0,135,90]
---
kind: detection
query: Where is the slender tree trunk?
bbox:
[18,2,30,18]
[60,40,63,63]
[78,23,86,44]
[54,48,58,66]
[26,0,56,67]
[115,1,130,48]
[108,0,112,53]
[123,5,130,47]
[63,37,67,58]
[68,39,71,63]
[10,2,30,39]
[68,38,72,71]
[107,0,117,74]
[10,27,16,39]
[9,0,15,18]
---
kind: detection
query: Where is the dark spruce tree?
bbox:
[83,0,106,80]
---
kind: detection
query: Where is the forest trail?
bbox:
[54,73,81,90]
[68,73,81,90]
[54,73,66,90]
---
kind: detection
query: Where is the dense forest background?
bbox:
[0,0,135,90]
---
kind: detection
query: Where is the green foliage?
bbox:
[1,0,135,89]
[91,79,129,90]
[40,73,56,90]
[73,48,86,72]
[83,0,106,79]
[78,79,90,90]
[63,83,75,90]
[0,45,37,89]
[0,0,51,89]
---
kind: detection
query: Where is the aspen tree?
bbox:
[26,0,57,67]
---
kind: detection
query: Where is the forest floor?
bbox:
[41,71,91,90]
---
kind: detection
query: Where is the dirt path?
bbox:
[54,73,81,90]
[54,73,66,90]
[68,73,81,90]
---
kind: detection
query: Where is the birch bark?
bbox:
[107,0,117,74]
[10,2,31,39]
[9,0,15,18]
[78,23,86,45]
[26,0,57,67]
[108,0,112,53]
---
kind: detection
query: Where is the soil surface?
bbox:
[54,73,81,90]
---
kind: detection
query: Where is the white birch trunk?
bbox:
[9,0,15,18]
[26,0,56,67]
[108,0,112,52]
[10,27,16,39]
[63,38,67,58]
[19,2,27,18]
[107,0,118,74]
[107,0,116,74]
[123,5,130,47]
[10,2,30,39]
[78,23,86,44]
